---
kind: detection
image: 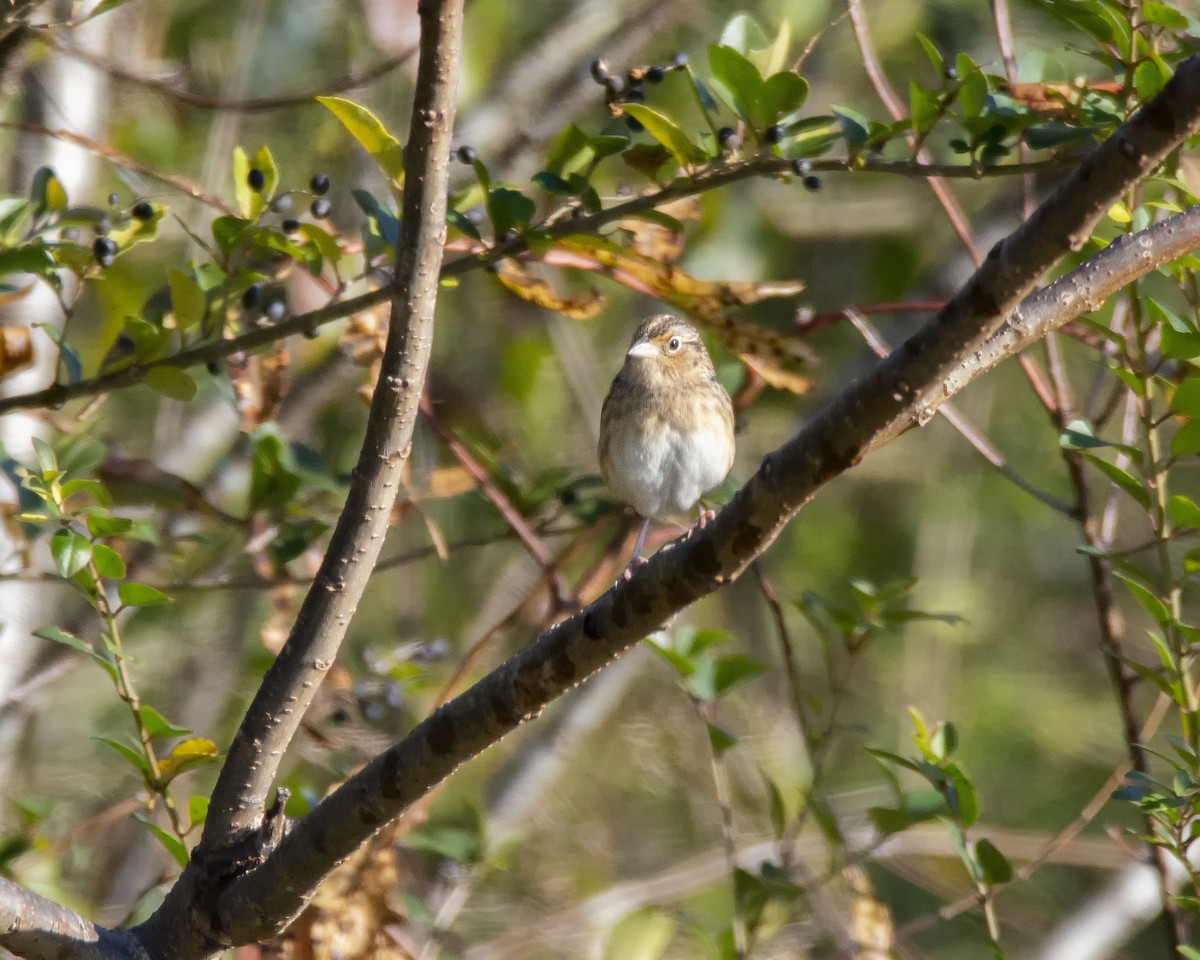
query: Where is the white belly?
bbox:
[606,421,733,518]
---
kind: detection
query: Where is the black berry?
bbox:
[269,193,293,214]
[590,58,611,84]
[626,87,646,104]
[945,66,958,81]
[131,201,154,221]
[206,361,221,376]
[456,145,478,164]
[605,76,626,97]
[265,300,286,322]
[281,218,300,234]
[108,193,120,207]
[803,175,821,191]
[671,52,689,69]
[242,283,262,309]
[790,158,812,175]
[625,114,644,132]
[92,236,117,264]
[310,197,332,219]
[646,65,665,83]
[247,168,266,191]
[309,173,330,195]
[717,126,739,148]
[764,125,784,144]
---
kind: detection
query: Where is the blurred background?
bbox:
[0,0,1188,957]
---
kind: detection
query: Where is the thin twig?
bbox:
[0,121,234,212]
[846,311,1078,517]
[44,33,419,112]
[419,394,574,609]
[845,0,982,265]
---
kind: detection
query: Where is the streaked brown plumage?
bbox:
[599,314,736,565]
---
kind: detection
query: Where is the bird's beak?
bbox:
[627,339,658,359]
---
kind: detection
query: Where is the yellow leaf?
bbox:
[157,737,220,785]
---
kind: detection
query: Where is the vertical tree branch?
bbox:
[196,0,465,853]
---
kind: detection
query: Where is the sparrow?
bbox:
[599,314,736,569]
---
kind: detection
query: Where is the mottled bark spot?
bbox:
[427,708,457,755]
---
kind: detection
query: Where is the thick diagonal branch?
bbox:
[213,56,1200,941]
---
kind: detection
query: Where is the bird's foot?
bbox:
[685,508,716,538]
[617,554,647,584]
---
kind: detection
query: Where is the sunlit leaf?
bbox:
[157,737,221,784]
[117,581,172,607]
[50,528,92,577]
[317,96,405,184]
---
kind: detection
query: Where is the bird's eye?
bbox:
[667,337,681,352]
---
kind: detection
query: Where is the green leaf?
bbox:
[711,654,766,697]
[143,367,198,402]
[1082,454,1150,509]
[1169,495,1200,530]
[1178,945,1200,960]
[399,825,482,863]
[955,53,988,117]
[30,167,67,217]
[232,147,262,220]
[188,794,210,828]
[1171,379,1200,418]
[50,528,92,577]
[929,722,958,761]
[916,34,945,76]
[765,776,788,839]
[784,115,840,157]
[833,105,871,148]
[974,838,1013,884]
[138,706,191,739]
[1059,418,1111,449]
[707,722,739,753]
[167,270,206,334]
[1113,570,1170,625]
[317,96,405,183]
[117,582,171,607]
[95,736,151,776]
[91,543,126,579]
[719,12,769,54]
[486,187,535,236]
[910,81,940,135]
[0,245,57,279]
[1161,327,1200,360]
[82,0,139,21]
[1142,2,1189,29]
[31,437,58,476]
[32,625,116,680]
[249,426,302,514]
[622,104,701,167]
[1172,420,1200,458]
[545,123,593,176]
[604,908,676,960]
[759,71,808,123]
[708,44,764,122]
[132,813,188,868]
[211,215,255,256]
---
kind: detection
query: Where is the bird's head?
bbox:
[623,314,716,384]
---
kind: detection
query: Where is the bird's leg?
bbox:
[618,517,651,582]
[684,503,716,539]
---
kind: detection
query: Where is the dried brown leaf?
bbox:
[0,326,33,378]
[494,260,606,319]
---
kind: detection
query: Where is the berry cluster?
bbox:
[590,53,688,131]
